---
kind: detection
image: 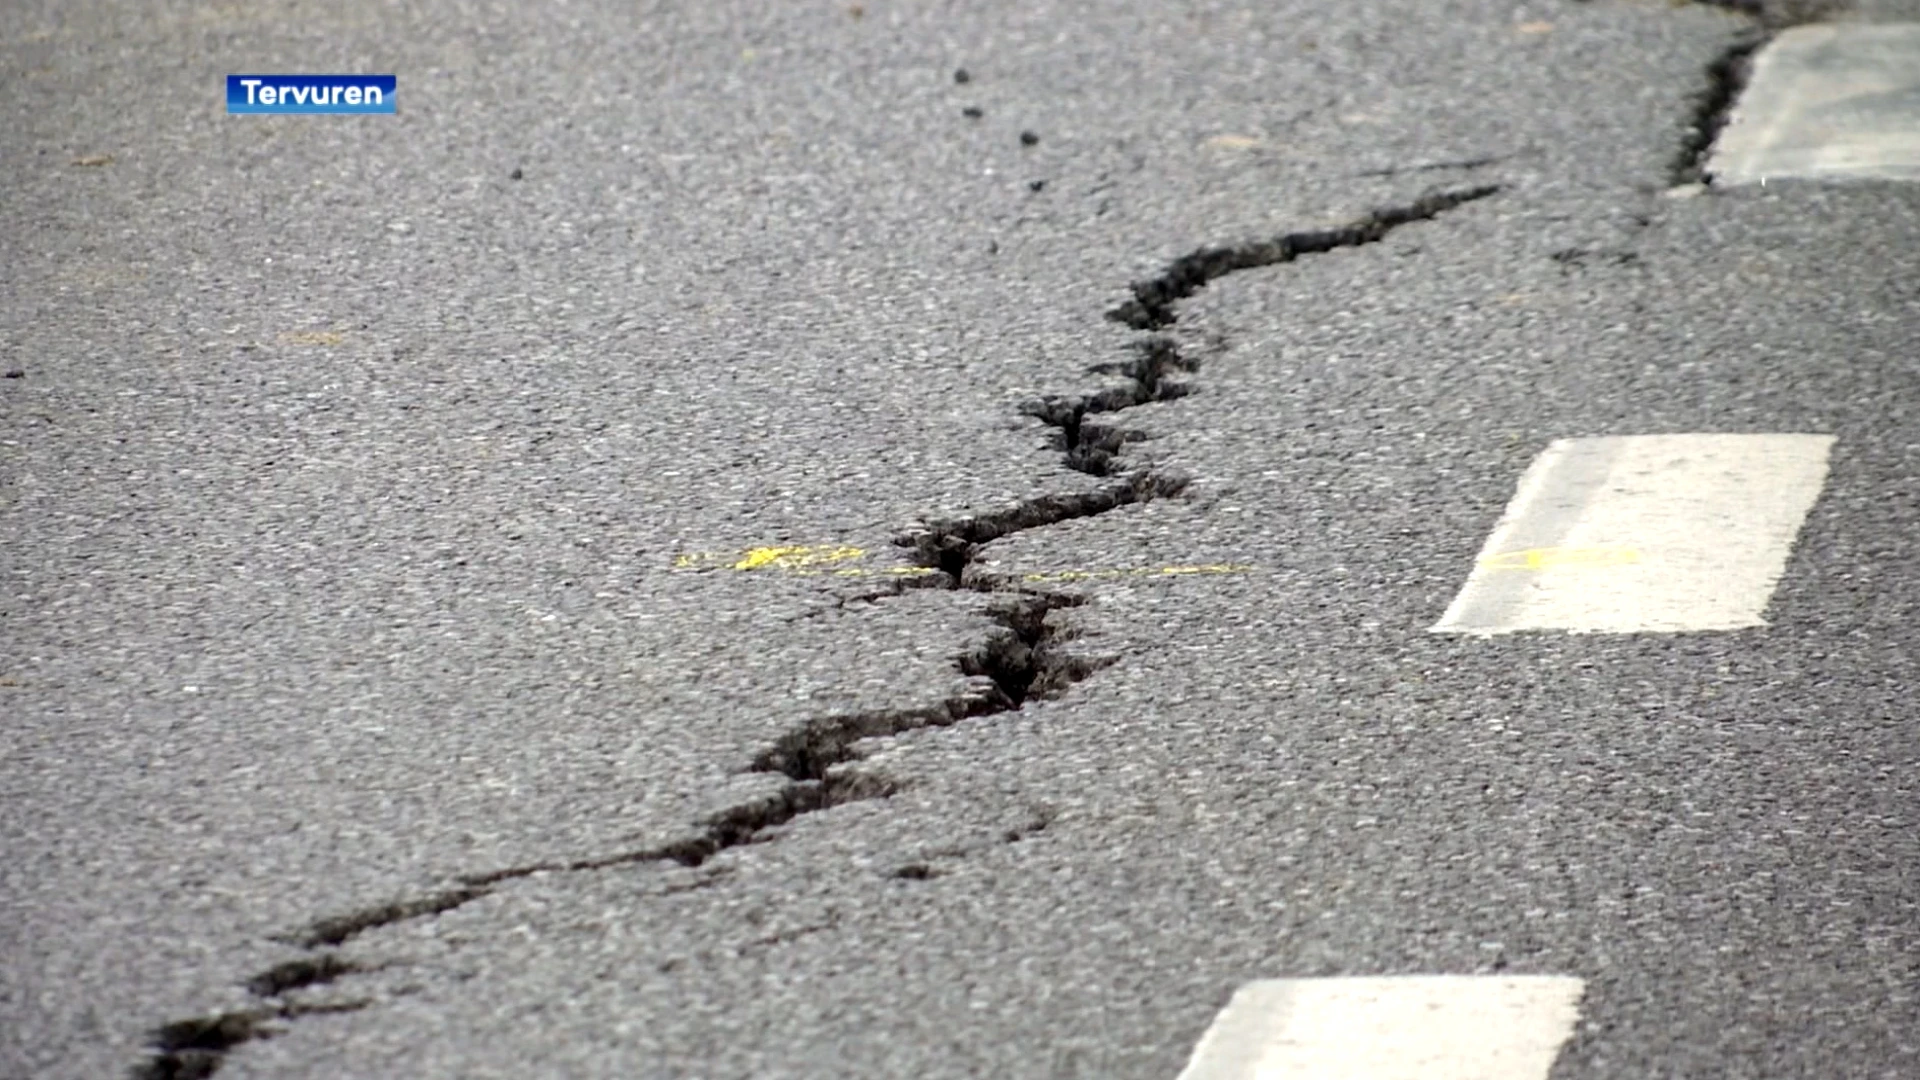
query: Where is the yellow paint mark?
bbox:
[1515,21,1554,35]
[675,545,877,572]
[733,545,812,570]
[1478,546,1641,571]
[279,330,344,346]
[731,544,865,570]
[1202,134,1264,150]
[71,154,113,167]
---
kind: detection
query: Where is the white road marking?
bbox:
[1709,23,1920,184]
[1431,434,1834,636]
[1175,975,1584,1080]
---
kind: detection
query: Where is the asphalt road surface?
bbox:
[3,1,1917,1078]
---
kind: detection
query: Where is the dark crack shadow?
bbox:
[132,1003,368,1080]
[1673,34,1766,186]
[1106,186,1501,330]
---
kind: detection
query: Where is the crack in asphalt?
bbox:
[1672,32,1766,186]
[748,594,1101,783]
[1022,336,1197,479]
[243,956,368,999]
[290,887,489,950]
[1105,185,1502,331]
[132,1002,370,1080]
[1354,153,1515,179]
[897,470,1191,580]
[1638,0,1850,187]
[127,184,1500,1079]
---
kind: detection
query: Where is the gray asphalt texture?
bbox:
[2,1,1916,1078]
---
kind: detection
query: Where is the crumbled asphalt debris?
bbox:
[954,68,971,84]
[3,369,23,379]
[509,167,522,180]
[1029,179,1046,192]
[962,106,983,119]
[1020,130,1039,146]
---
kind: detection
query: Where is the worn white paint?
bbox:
[1175,975,1585,1080]
[1710,24,1920,184]
[1431,434,1834,636]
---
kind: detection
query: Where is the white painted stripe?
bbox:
[1709,24,1920,185]
[1176,976,1584,1080]
[1431,434,1834,636]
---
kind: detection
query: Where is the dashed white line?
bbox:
[1709,23,1920,185]
[1431,433,1834,636]
[1175,975,1585,1080]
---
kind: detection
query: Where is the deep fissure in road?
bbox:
[1658,0,1854,185]
[1670,33,1765,185]
[128,184,1499,1080]
[1105,185,1501,330]
[135,1002,369,1080]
